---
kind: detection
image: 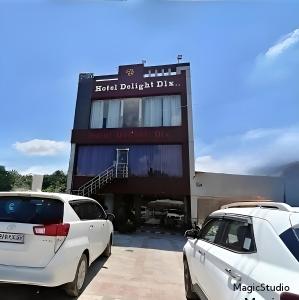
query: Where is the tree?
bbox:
[10,170,32,191]
[0,166,13,191]
[42,170,67,193]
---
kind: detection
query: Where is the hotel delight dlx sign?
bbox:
[95,79,180,92]
[92,65,185,98]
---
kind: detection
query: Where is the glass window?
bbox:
[279,227,299,262]
[162,95,181,126]
[221,220,255,253]
[199,218,223,243]
[90,95,182,129]
[92,203,106,219]
[143,96,163,127]
[107,100,121,128]
[69,201,105,220]
[90,100,104,128]
[0,197,64,224]
[76,144,183,177]
[122,98,140,128]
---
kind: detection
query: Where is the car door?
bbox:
[188,217,225,299]
[89,201,108,257]
[202,216,259,300]
[69,200,100,262]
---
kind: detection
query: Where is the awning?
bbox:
[147,199,184,209]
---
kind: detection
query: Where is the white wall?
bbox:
[191,172,285,222]
[194,172,284,200]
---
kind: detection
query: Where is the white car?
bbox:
[183,201,299,300]
[0,191,114,297]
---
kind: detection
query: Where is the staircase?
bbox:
[73,163,128,197]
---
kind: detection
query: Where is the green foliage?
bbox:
[0,167,67,193]
[42,170,67,193]
[0,166,13,191]
[10,170,32,191]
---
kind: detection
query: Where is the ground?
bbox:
[0,232,186,300]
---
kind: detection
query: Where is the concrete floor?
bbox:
[0,232,187,300]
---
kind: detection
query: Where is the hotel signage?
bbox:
[92,64,185,99]
[71,127,185,144]
[95,79,180,92]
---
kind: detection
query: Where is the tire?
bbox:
[64,254,88,297]
[183,257,198,300]
[102,236,112,257]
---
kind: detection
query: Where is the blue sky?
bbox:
[0,0,298,175]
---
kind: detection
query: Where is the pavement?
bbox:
[0,232,187,300]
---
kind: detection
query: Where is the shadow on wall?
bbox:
[0,256,108,300]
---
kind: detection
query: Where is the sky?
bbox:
[0,0,298,176]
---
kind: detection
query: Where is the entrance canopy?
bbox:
[147,199,184,209]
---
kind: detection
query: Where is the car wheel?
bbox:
[183,257,198,300]
[102,236,112,257]
[64,254,88,297]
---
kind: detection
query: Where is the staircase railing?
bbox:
[73,163,128,197]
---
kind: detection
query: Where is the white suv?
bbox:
[0,191,114,297]
[183,202,299,300]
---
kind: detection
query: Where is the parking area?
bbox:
[0,232,186,300]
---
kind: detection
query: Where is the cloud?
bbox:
[196,125,299,175]
[265,29,299,59]
[249,28,299,87]
[14,139,70,156]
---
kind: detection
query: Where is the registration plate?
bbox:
[0,232,24,244]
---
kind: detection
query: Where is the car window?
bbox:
[279,227,299,262]
[91,202,106,220]
[221,220,255,253]
[199,218,223,243]
[0,196,63,224]
[70,200,105,220]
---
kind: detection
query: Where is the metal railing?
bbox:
[73,163,128,197]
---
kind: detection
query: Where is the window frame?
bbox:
[69,199,107,221]
[198,214,257,254]
[90,94,182,129]
[219,218,257,254]
[198,217,226,245]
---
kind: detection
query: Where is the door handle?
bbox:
[89,225,94,229]
[225,268,241,281]
[197,248,205,256]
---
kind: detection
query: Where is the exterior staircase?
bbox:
[72,163,128,197]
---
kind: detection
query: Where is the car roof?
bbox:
[0,191,92,203]
[210,206,299,235]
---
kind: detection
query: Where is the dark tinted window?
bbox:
[280,228,299,262]
[0,197,63,224]
[76,144,182,178]
[221,220,256,253]
[199,218,223,243]
[70,201,105,220]
[92,203,106,219]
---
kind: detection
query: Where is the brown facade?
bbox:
[70,63,191,198]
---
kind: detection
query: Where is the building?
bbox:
[67,61,295,229]
[67,63,195,229]
[191,171,285,224]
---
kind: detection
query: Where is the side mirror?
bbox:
[106,213,115,222]
[184,229,200,239]
[193,221,201,231]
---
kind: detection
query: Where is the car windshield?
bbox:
[0,196,63,224]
